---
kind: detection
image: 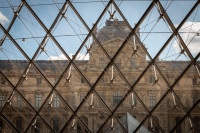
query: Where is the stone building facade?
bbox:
[0,20,199,133]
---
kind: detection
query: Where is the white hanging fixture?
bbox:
[131,92,135,108]
[188,117,193,129]
[89,93,94,108]
[62,3,68,15]
[133,35,136,51]
[7,91,15,105]
[40,34,49,51]
[23,64,31,81]
[48,93,54,107]
[110,65,114,83]
[175,35,188,60]
[152,64,160,86]
[195,64,200,78]
[108,3,116,20]
[150,116,153,129]
[60,3,69,20]
[32,117,37,128]
[131,35,139,57]
[172,92,177,107]
[66,65,72,83]
[157,3,163,16]
[111,118,114,129]
[153,65,158,81]
[72,119,75,129]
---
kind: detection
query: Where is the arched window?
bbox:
[16,116,23,132]
[194,116,200,132]
[0,118,3,133]
[52,116,59,133]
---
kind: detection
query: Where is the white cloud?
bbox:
[0,12,9,25]
[48,53,89,60]
[49,54,67,60]
[173,22,200,55]
[75,53,90,60]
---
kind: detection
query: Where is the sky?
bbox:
[0,0,199,61]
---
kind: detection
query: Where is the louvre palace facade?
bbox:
[0,20,200,133]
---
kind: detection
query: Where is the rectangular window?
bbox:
[193,78,197,85]
[0,96,5,108]
[35,95,42,108]
[113,96,123,106]
[193,93,199,105]
[53,95,59,108]
[80,93,85,102]
[0,77,5,84]
[113,91,123,106]
[130,59,136,68]
[81,77,85,83]
[17,96,22,107]
[150,92,156,107]
[150,76,154,83]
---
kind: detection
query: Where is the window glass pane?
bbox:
[53,96,59,108]
[0,96,5,108]
[17,96,22,107]
[53,117,59,132]
[176,117,182,133]
[0,77,5,84]
[0,119,3,133]
[35,95,42,108]
[193,78,197,85]
[16,116,23,132]
[150,92,156,107]
[113,91,123,106]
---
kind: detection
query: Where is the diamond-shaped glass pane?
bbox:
[0,0,200,132]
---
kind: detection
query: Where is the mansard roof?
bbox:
[96,20,131,43]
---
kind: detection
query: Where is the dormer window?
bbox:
[36,77,42,85]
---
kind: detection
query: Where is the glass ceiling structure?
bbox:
[0,0,200,133]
